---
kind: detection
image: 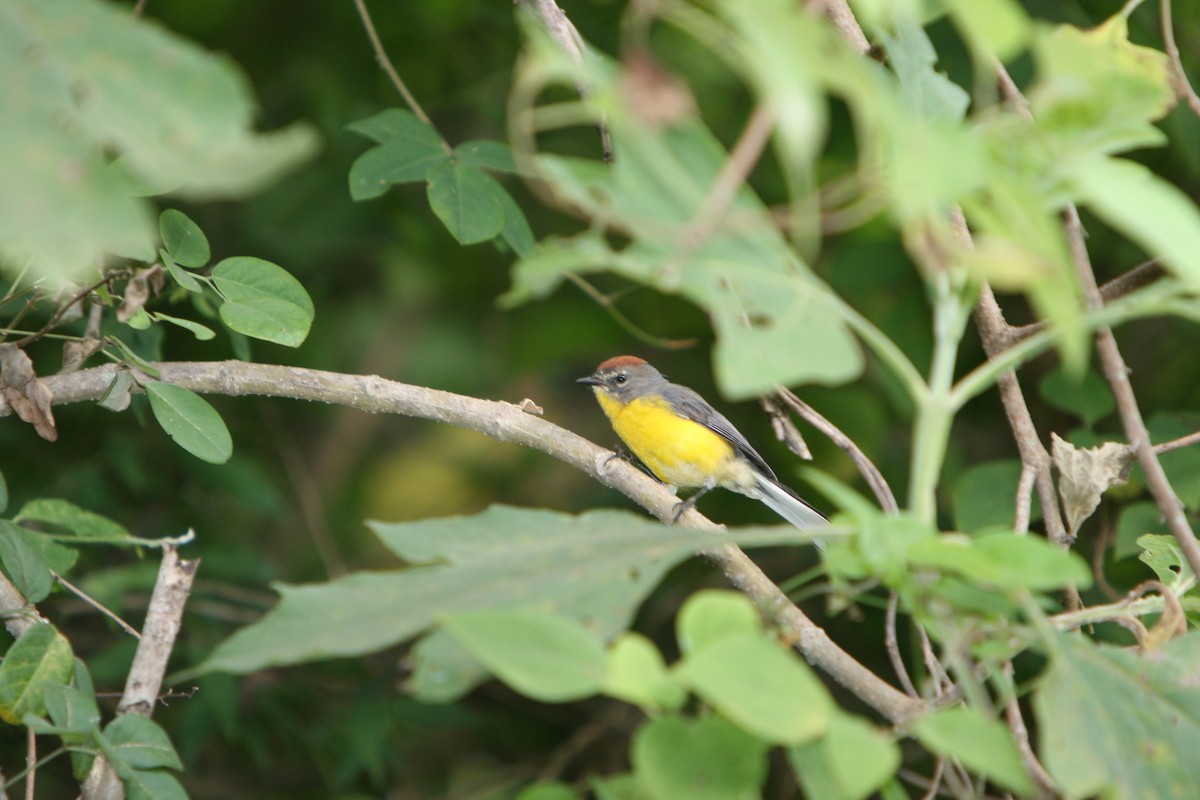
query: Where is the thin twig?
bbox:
[1154,430,1200,455]
[350,0,452,154]
[23,728,33,800]
[50,571,141,639]
[1160,0,1200,118]
[1062,204,1200,579]
[918,760,945,800]
[886,592,919,697]
[679,103,776,250]
[1002,662,1056,797]
[775,388,899,512]
[518,0,613,162]
[1014,463,1036,534]
[565,274,698,349]
[12,270,132,349]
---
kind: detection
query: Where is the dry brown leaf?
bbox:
[0,344,58,441]
[1051,432,1133,538]
[116,271,157,323]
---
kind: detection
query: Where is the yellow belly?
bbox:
[596,392,739,489]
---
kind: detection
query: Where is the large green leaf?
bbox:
[1035,632,1200,799]
[192,506,805,676]
[912,706,1033,796]
[632,715,767,800]
[439,609,606,702]
[787,713,901,800]
[0,0,316,282]
[674,633,832,745]
[0,624,74,724]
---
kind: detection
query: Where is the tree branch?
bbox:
[82,546,198,800]
[2,360,923,724]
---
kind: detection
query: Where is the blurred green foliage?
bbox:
[1,0,1199,797]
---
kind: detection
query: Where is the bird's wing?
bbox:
[669,387,779,482]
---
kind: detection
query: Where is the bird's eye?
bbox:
[614,374,627,384]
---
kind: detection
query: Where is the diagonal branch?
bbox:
[0,360,924,724]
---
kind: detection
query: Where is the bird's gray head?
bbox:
[576,355,667,403]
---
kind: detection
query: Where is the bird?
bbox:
[577,355,827,529]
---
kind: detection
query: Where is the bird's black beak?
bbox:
[576,374,604,386]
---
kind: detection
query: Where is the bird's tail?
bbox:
[751,474,828,531]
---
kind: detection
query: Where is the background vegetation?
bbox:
[2,0,1200,797]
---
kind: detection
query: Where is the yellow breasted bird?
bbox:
[578,356,827,528]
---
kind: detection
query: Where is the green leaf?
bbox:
[1068,156,1200,292]
[16,499,132,542]
[675,633,832,745]
[0,521,53,602]
[632,715,768,800]
[880,15,970,123]
[426,161,506,245]
[0,0,316,284]
[454,140,517,173]
[0,624,74,724]
[1030,17,1172,157]
[1148,413,1200,509]
[1038,366,1116,426]
[160,249,202,293]
[1137,534,1193,584]
[947,0,1030,62]
[788,713,901,800]
[510,42,863,397]
[603,633,686,712]
[675,590,763,655]
[158,210,210,268]
[103,715,183,771]
[150,313,216,341]
[516,783,580,800]
[1113,502,1166,561]
[591,775,649,800]
[194,506,805,675]
[347,109,447,200]
[43,683,100,734]
[213,257,314,347]
[1035,631,1200,799]
[438,609,605,703]
[497,184,536,259]
[403,630,488,703]
[119,768,188,800]
[912,706,1032,796]
[0,469,8,515]
[144,382,233,464]
[951,460,1041,533]
[910,531,1093,591]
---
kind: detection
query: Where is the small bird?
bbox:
[578,355,827,529]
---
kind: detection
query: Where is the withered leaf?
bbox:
[0,344,57,442]
[1052,433,1133,538]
